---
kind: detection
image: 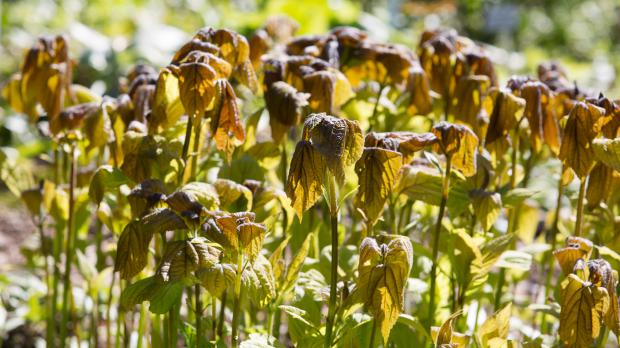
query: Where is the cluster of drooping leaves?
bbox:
[7,13,620,348]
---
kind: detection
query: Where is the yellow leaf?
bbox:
[477,303,512,347]
[470,190,502,232]
[357,235,413,344]
[559,102,605,178]
[593,137,620,172]
[484,88,525,145]
[559,274,610,348]
[238,222,267,263]
[285,140,327,220]
[432,122,479,177]
[211,79,245,162]
[354,147,403,225]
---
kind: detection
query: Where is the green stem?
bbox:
[575,177,587,237]
[137,303,147,348]
[368,318,377,348]
[428,156,452,329]
[106,272,116,348]
[280,143,288,186]
[368,83,387,132]
[324,175,339,348]
[59,144,77,348]
[190,116,203,182]
[180,116,194,185]
[217,291,226,338]
[231,254,244,347]
[540,170,564,332]
[195,284,203,348]
[212,297,217,341]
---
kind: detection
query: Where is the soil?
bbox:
[0,201,35,270]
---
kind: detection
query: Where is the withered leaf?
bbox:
[364,131,437,163]
[452,75,490,127]
[559,274,610,348]
[432,122,479,177]
[285,140,327,220]
[559,102,606,178]
[354,147,402,225]
[303,113,364,184]
[484,88,526,145]
[357,235,413,344]
[211,79,245,162]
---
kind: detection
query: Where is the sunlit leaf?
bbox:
[354,147,402,225]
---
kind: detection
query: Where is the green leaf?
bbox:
[198,263,235,298]
[120,276,157,310]
[470,190,502,231]
[89,165,132,204]
[149,280,184,314]
[593,137,620,171]
[114,221,153,279]
[502,188,538,208]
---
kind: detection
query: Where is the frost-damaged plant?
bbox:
[285,112,363,347]
[7,15,620,348]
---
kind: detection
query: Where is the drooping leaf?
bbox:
[354,147,402,225]
[432,122,479,177]
[285,140,327,220]
[211,79,245,161]
[238,222,267,263]
[484,88,526,145]
[150,67,183,132]
[559,102,605,178]
[432,311,464,347]
[364,132,437,162]
[357,236,413,344]
[559,274,610,348]
[303,113,364,184]
[588,259,620,336]
[114,221,153,279]
[470,190,502,231]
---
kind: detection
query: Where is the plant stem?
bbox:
[59,144,77,348]
[137,303,147,348]
[540,169,564,332]
[231,254,244,347]
[195,284,203,348]
[212,297,217,341]
[428,155,452,329]
[324,175,339,348]
[217,291,226,338]
[190,116,203,182]
[575,177,587,237]
[280,143,288,186]
[368,318,377,348]
[368,83,387,132]
[180,116,194,185]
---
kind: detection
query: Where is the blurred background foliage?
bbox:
[1,0,619,97]
[0,0,619,166]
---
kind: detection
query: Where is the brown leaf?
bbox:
[432,122,479,177]
[354,147,402,225]
[484,88,526,145]
[285,140,327,219]
[211,79,245,161]
[559,101,606,178]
